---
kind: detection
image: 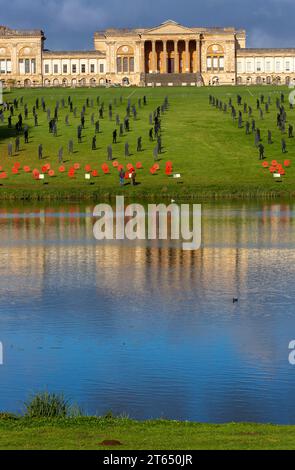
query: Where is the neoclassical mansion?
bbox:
[0,20,295,87]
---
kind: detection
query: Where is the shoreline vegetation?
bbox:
[0,394,294,450]
[0,186,294,201]
[1,86,295,201]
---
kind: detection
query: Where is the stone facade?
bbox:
[0,20,295,87]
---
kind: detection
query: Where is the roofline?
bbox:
[0,26,44,38]
[238,47,295,54]
[43,50,105,56]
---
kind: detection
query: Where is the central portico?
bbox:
[142,20,201,74]
[94,20,245,86]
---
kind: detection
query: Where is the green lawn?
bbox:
[1,416,295,450]
[0,85,294,200]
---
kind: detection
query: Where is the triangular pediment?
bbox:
[145,20,195,35]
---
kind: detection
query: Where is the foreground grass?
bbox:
[1,86,295,199]
[1,417,295,450]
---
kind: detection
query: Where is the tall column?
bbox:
[162,40,167,74]
[196,39,201,73]
[139,41,145,74]
[185,39,190,72]
[152,40,156,73]
[174,40,179,73]
[11,45,18,76]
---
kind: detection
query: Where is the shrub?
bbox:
[24,392,69,418]
[0,412,17,420]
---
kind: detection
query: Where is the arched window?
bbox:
[122,77,129,86]
[18,47,37,75]
[207,44,224,72]
[116,45,135,73]
[237,76,243,85]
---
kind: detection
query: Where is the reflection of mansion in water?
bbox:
[0,204,294,300]
[1,20,295,87]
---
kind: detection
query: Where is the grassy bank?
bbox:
[1,86,295,200]
[1,416,295,450]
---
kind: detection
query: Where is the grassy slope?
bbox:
[0,85,294,199]
[1,417,295,450]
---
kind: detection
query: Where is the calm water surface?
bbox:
[0,201,295,424]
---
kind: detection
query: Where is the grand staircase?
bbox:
[141,72,204,87]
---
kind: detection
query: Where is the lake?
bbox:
[0,200,295,424]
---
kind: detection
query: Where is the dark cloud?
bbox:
[1,0,295,50]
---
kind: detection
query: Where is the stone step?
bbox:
[142,73,203,86]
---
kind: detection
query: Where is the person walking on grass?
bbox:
[119,168,125,186]
[38,144,43,160]
[131,170,136,186]
[258,143,264,160]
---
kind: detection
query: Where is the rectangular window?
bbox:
[54,64,58,74]
[6,60,11,73]
[117,57,122,73]
[219,57,224,71]
[31,59,36,74]
[129,57,134,72]
[206,57,212,70]
[25,58,30,74]
[256,62,261,72]
[44,64,49,74]
[100,63,104,73]
[0,60,6,73]
[19,59,24,74]
[237,61,242,73]
[246,61,252,73]
[90,63,95,73]
[286,61,290,72]
[81,64,86,73]
[212,56,218,70]
[63,64,68,74]
[276,61,281,72]
[123,57,128,73]
[72,64,77,73]
[266,61,271,72]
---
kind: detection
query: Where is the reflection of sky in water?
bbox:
[0,201,295,423]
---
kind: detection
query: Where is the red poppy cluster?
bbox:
[0,160,175,182]
[262,159,291,176]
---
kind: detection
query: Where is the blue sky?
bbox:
[0,0,294,50]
